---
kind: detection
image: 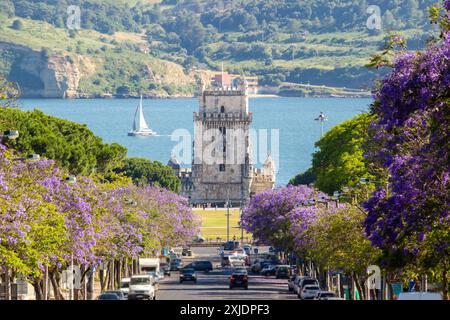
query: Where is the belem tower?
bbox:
[168,79,275,207]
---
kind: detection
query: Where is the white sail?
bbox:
[137,96,149,130]
[129,95,156,136]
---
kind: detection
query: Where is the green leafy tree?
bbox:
[114,158,181,193]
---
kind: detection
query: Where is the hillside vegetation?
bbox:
[0,0,439,96]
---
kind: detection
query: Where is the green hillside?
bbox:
[0,0,439,96]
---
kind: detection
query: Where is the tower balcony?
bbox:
[194,112,252,122]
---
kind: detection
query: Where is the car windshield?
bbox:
[303,279,317,285]
[305,286,320,290]
[183,269,195,274]
[130,277,150,285]
[120,282,129,288]
[99,294,119,300]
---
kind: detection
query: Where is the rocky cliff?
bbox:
[0,42,96,98]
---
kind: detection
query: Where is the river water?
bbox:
[19,97,371,185]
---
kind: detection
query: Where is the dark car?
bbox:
[161,265,171,277]
[170,260,183,271]
[182,247,192,256]
[180,268,197,283]
[184,261,213,272]
[230,272,248,289]
[275,265,291,279]
[103,290,126,300]
[261,265,277,276]
[97,293,122,300]
[223,241,240,251]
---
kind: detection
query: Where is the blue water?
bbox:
[18,97,371,185]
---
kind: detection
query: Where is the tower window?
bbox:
[219,164,226,172]
[219,127,226,134]
[220,106,225,113]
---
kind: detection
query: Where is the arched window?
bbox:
[220,106,225,113]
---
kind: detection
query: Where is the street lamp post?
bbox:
[314,112,328,137]
[226,198,231,242]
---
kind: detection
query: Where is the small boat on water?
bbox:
[128,95,156,136]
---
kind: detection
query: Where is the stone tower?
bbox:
[190,80,253,206]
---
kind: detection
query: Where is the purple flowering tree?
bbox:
[364,1,450,299]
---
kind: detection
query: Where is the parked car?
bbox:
[315,291,338,300]
[119,278,130,298]
[103,290,126,300]
[223,241,240,251]
[293,276,309,295]
[297,278,320,298]
[288,275,297,292]
[275,265,291,279]
[184,260,213,272]
[182,247,192,256]
[260,265,277,276]
[128,275,156,300]
[193,235,205,243]
[97,293,122,300]
[180,268,197,283]
[300,285,321,300]
[230,271,248,289]
[251,260,272,273]
[242,245,252,255]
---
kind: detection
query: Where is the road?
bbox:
[157,246,297,300]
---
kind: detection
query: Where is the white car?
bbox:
[119,278,130,298]
[292,276,309,295]
[128,275,156,300]
[297,278,320,297]
[300,284,321,300]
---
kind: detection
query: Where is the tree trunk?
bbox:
[49,271,64,300]
[352,272,366,300]
[99,269,105,292]
[443,268,448,301]
[32,279,43,300]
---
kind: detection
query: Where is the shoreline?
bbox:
[18,93,372,100]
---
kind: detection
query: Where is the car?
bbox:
[288,275,297,292]
[170,260,183,271]
[315,291,338,300]
[184,260,213,272]
[251,260,272,273]
[230,271,248,289]
[223,241,240,251]
[292,276,309,295]
[242,245,252,255]
[260,265,277,276]
[160,263,171,276]
[97,293,122,300]
[275,265,291,279]
[300,285,321,300]
[233,268,248,275]
[119,278,130,298]
[180,268,197,283]
[147,272,160,290]
[182,247,192,256]
[297,278,320,297]
[193,235,205,243]
[128,275,156,300]
[103,290,126,300]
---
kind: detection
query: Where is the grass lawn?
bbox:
[194,208,252,242]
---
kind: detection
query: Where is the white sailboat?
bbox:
[128,95,156,136]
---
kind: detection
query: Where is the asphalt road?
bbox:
[157,246,298,300]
